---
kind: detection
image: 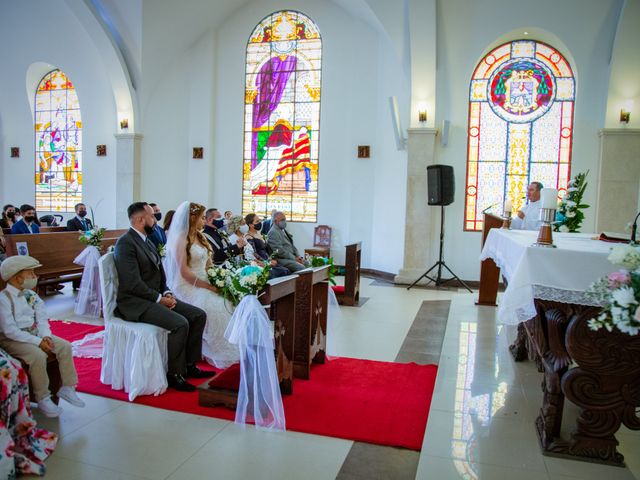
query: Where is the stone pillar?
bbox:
[114,133,143,228]
[395,128,439,285]
[595,129,640,232]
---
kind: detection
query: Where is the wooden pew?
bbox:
[476,212,504,306]
[335,242,361,306]
[2,226,67,235]
[1,229,127,292]
[293,266,329,379]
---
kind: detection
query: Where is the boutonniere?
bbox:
[157,243,167,258]
[23,290,39,308]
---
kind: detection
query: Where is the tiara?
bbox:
[189,203,204,215]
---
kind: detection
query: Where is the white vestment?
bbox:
[511,200,542,231]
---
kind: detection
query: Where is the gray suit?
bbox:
[266,225,305,272]
[114,228,206,375]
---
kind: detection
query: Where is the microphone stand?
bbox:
[631,211,640,244]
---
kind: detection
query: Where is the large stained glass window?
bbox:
[464,40,575,231]
[242,11,322,222]
[34,69,82,212]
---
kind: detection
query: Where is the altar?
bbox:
[480,227,640,466]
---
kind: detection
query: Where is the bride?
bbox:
[164,201,239,369]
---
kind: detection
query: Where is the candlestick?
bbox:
[504,198,513,213]
[532,208,557,248]
[540,188,558,210]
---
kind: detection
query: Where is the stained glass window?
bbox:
[242,11,322,222]
[464,40,575,231]
[34,69,82,212]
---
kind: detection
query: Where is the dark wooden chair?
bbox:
[304,225,331,258]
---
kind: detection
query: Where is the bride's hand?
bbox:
[207,284,219,293]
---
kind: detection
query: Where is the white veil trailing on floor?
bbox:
[224,294,285,431]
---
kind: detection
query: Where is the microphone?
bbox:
[631,211,640,244]
[482,203,499,214]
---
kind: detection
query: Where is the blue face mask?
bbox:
[213,219,225,228]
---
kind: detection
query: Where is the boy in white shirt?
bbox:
[0,255,85,417]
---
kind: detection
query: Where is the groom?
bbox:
[114,202,210,392]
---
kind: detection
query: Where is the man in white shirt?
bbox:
[511,181,544,231]
[0,255,85,417]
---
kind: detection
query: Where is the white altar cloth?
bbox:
[480,229,618,324]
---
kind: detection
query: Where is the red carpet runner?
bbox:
[52,321,437,450]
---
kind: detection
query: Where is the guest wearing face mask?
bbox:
[66,203,93,232]
[266,211,305,273]
[245,213,289,278]
[260,209,277,236]
[147,203,167,248]
[203,209,241,264]
[0,205,17,230]
[227,216,249,256]
[11,205,40,234]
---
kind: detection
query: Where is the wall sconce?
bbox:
[418,110,427,123]
[620,109,631,124]
[120,118,129,130]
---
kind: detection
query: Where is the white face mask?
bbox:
[239,224,249,235]
[21,277,38,291]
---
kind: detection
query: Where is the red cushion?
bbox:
[207,363,241,391]
[332,285,345,294]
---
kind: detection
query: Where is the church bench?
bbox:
[0,229,127,293]
[2,226,67,235]
[334,242,361,306]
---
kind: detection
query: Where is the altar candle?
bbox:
[504,198,513,212]
[541,188,558,209]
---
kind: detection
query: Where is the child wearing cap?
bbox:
[0,255,85,417]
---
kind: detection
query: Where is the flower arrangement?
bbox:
[585,243,640,335]
[554,170,589,233]
[79,227,106,250]
[305,255,337,285]
[207,262,271,306]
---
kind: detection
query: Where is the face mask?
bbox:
[254,222,262,230]
[21,277,38,291]
[278,220,287,229]
[78,211,87,218]
[7,211,15,219]
[143,224,154,235]
[213,219,225,229]
[154,213,162,221]
[24,216,35,223]
[239,224,249,234]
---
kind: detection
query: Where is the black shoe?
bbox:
[185,365,216,379]
[167,373,196,392]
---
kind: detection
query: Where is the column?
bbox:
[114,133,143,228]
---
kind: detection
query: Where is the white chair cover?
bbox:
[224,295,285,431]
[98,252,169,401]
[74,246,102,317]
[326,287,342,358]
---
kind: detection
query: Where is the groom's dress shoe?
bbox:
[186,365,216,379]
[167,374,196,392]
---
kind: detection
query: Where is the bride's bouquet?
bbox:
[207,262,271,306]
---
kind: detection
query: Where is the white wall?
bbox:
[432,0,623,280]
[0,0,121,227]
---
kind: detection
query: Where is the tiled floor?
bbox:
[35,280,640,479]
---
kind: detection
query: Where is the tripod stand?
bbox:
[407,205,472,292]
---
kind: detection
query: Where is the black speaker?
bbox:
[427,165,454,206]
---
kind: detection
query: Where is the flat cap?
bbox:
[0,255,42,281]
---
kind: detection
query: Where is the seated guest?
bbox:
[223,210,233,232]
[0,204,17,229]
[227,216,249,253]
[66,203,93,231]
[203,208,241,264]
[11,205,40,234]
[209,208,225,229]
[163,209,175,233]
[113,202,208,391]
[245,213,289,278]
[511,181,543,231]
[147,202,167,248]
[0,347,57,477]
[266,211,305,272]
[260,209,277,235]
[0,256,85,417]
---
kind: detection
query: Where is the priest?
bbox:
[511,181,543,231]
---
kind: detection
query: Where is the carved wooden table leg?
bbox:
[509,322,529,361]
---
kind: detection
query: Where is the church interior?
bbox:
[0,0,639,478]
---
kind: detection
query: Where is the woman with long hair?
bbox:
[163,202,239,368]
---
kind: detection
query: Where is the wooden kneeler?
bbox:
[21,352,62,405]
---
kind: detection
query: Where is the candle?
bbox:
[541,188,558,209]
[504,198,513,212]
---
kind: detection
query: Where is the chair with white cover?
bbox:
[98,252,169,401]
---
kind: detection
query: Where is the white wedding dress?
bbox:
[170,242,240,369]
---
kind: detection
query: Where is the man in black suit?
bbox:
[66,203,93,231]
[113,202,210,391]
[203,208,241,264]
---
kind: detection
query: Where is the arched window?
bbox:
[464,40,575,231]
[242,10,322,222]
[34,69,82,212]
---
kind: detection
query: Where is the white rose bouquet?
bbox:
[554,170,589,233]
[79,226,106,250]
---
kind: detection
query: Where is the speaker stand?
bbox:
[407,205,473,292]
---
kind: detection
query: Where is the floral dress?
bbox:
[0,349,57,478]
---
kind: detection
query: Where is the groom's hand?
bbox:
[159,296,176,309]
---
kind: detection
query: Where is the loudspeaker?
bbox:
[427,165,454,206]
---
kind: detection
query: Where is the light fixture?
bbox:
[620,109,631,124]
[418,110,427,123]
[524,31,529,35]
[120,118,129,129]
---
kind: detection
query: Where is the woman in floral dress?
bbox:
[0,348,57,478]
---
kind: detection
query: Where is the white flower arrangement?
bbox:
[206,263,271,306]
[554,171,589,233]
[79,226,106,249]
